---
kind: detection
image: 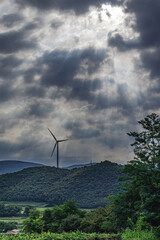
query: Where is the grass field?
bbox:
[0,201,49,225]
[0,201,47,208]
[0,217,24,224]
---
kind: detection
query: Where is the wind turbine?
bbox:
[48,128,68,168]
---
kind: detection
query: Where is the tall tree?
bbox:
[124,113,160,226]
[111,113,160,229]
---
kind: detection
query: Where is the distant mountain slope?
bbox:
[0,160,44,174]
[0,161,124,208]
[64,162,97,169]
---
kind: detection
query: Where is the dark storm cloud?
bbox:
[16,0,124,15]
[25,85,46,98]
[141,48,160,79]
[0,138,40,158]
[125,0,160,94]
[101,135,127,149]
[25,47,106,89]
[23,47,107,107]
[69,78,102,101]
[1,13,24,28]
[0,115,18,134]
[39,48,106,87]
[0,55,22,79]
[109,0,160,51]
[0,83,17,102]
[24,100,54,119]
[64,121,100,139]
[108,33,141,51]
[92,83,138,121]
[0,29,37,53]
[126,0,160,48]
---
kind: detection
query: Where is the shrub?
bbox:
[121,228,158,240]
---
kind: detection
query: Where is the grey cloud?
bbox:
[1,13,24,28]
[51,20,64,29]
[141,48,160,79]
[126,0,160,48]
[24,100,54,119]
[64,121,82,131]
[0,29,37,53]
[101,135,127,149]
[25,85,46,98]
[69,78,102,102]
[16,0,124,15]
[0,138,42,158]
[109,0,160,51]
[0,83,17,102]
[0,115,18,134]
[0,55,22,79]
[64,121,100,139]
[108,33,141,51]
[23,47,139,120]
[25,47,106,88]
[23,47,106,107]
[74,128,100,139]
[24,22,39,31]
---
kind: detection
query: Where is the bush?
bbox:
[0,232,121,240]
[153,226,160,238]
[121,228,158,240]
[0,221,17,233]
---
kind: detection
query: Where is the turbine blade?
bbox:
[51,143,57,157]
[58,139,68,143]
[48,128,57,141]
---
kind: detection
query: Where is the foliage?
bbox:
[107,113,160,230]
[23,206,35,217]
[60,214,82,232]
[23,201,85,233]
[0,222,17,233]
[80,207,109,233]
[0,231,121,240]
[0,204,22,217]
[43,201,85,233]
[121,228,158,240]
[0,161,123,208]
[23,209,44,234]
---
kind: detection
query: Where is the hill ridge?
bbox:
[0,160,44,174]
[0,160,123,208]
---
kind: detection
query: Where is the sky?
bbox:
[0,0,160,167]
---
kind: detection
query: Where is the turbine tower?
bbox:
[48,128,68,168]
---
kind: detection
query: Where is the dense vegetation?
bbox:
[0,222,17,233]
[0,232,120,240]
[107,113,160,231]
[0,204,22,217]
[0,161,122,208]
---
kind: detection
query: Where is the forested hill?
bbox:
[0,161,123,208]
[0,160,44,174]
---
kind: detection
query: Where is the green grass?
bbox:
[0,201,47,208]
[0,202,49,225]
[0,217,24,224]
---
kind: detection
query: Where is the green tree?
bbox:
[23,209,44,234]
[80,207,108,233]
[111,113,160,230]
[43,201,85,233]
[0,221,17,233]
